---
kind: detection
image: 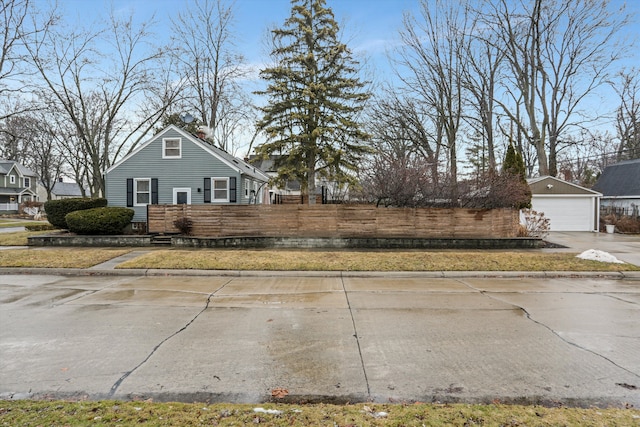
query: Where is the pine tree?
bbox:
[255,0,371,204]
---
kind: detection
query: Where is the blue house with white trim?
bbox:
[105,125,270,224]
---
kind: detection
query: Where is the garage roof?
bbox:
[528,176,601,196]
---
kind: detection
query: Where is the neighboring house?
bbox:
[249,154,346,204]
[592,158,640,218]
[37,178,84,201]
[105,125,270,224]
[249,155,302,203]
[0,159,38,210]
[527,176,601,232]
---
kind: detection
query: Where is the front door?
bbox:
[173,188,191,204]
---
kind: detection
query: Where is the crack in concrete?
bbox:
[107,278,233,397]
[515,304,640,380]
[340,274,371,398]
[458,280,640,380]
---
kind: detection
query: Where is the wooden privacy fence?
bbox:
[148,205,519,238]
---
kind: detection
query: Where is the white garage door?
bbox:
[531,197,594,231]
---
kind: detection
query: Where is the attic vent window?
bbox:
[163,138,182,159]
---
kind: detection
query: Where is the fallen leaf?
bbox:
[271,387,289,399]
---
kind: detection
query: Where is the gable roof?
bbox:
[527,176,601,196]
[592,158,640,197]
[0,159,37,177]
[106,125,269,182]
[52,181,83,197]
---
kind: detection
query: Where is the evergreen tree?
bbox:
[502,142,531,209]
[503,142,526,181]
[255,0,371,204]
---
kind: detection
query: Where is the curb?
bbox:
[1,267,639,280]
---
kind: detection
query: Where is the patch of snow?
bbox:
[576,249,624,264]
[253,407,283,415]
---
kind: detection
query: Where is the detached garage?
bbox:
[527,176,601,232]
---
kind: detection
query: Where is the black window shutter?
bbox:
[204,178,211,203]
[126,178,133,207]
[229,177,237,203]
[151,178,158,204]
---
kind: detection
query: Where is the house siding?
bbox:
[105,128,255,222]
[0,161,38,203]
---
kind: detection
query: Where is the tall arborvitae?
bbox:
[502,142,531,209]
[503,142,526,181]
[255,0,371,204]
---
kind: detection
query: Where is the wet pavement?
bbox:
[544,231,640,266]
[1,273,639,407]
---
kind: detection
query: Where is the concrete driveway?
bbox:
[545,231,640,266]
[1,273,639,407]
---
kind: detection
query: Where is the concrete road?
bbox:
[1,273,639,407]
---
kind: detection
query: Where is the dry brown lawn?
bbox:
[0,230,44,246]
[0,248,131,268]
[0,228,636,271]
[115,249,638,272]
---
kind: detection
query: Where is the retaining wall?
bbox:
[28,234,151,247]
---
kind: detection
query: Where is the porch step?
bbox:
[151,235,172,246]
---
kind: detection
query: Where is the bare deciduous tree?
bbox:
[0,0,56,121]
[171,0,250,153]
[397,0,468,199]
[368,91,441,184]
[485,0,629,176]
[23,8,180,196]
[613,69,640,161]
[461,8,504,173]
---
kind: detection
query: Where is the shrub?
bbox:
[65,207,134,235]
[173,216,193,235]
[25,223,56,232]
[601,214,640,234]
[521,209,550,239]
[460,172,532,210]
[44,198,108,229]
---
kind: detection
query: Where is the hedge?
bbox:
[65,207,134,235]
[44,198,107,229]
[25,223,56,232]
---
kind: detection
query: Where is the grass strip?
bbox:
[0,401,637,426]
[0,221,41,229]
[0,248,131,268]
[115,249,639,272]
[0,230,49,246]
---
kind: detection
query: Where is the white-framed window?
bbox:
[212,177,229,202]
[24,177,30,188]
[134,178,151,206]
[162,138,181,158]
[244,178,250,197]
[10,175,16,184]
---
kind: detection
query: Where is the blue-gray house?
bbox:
[104,125,270,224]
